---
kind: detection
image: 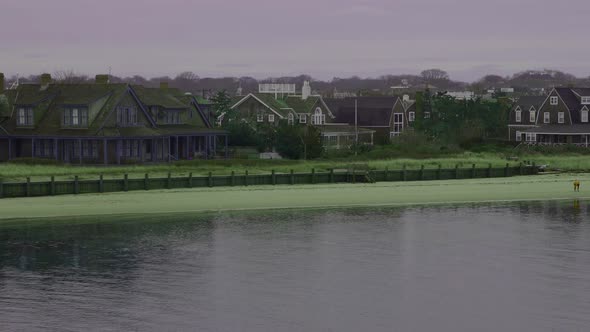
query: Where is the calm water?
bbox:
[2,202,590,331]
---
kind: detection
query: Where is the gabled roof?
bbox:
[231,93,330,118]
[0,82,216,137]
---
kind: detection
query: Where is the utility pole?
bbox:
[355,98,358,156]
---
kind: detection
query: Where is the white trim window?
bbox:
[582,96,590,105]
[515,131,522,141]
[16,107,34,126]
[256,112,264,122]
[299,114,306,124]
[268,114,275,123]
[529,110,535,122]
[408,111,415,122]
[515,110,521,122]
[558,112,565,124]
[550,96,558,105]
[287,113,294,125]
[544,112,550,124]
[312,108,323,125]
[525,133,537,142]
[582,109,589,123]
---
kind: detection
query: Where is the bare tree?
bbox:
[420,69,450,81]
[53,70,89,84]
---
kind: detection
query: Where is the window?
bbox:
[16,107,33,126]
[117,107,138,127]
[582,109,589,123]
[515,131,522,142]
[529,111,535,123]
[164,111,181,124]
[256,112,264,122]
[550,96,558,105]
[63,108,88,127]
[408,111,415,122]
[582,96,590,105]
[299,114,306,124]
[312,108,323,125]
[391,113,404,137]
[268,114,275,123]
[525,133,537,142]
[72,140,98,158]
[544,112,550,124]
[515,110,521,122]
[34,139,54,157]
[558,112,565,124]
[288,113,294,125]
[122,140,139,157]
[424,112,431,119]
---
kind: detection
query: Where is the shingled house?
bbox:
[0,74,227,164]
[507,95,545,142]
[325,95,417,142]
[229,82,375,149]
[509,88,590,145]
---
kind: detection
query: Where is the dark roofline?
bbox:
[128,85,157,128]
[191,96,212,128]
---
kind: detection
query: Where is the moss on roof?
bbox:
[131,85,188,109]
[1,82,215,138]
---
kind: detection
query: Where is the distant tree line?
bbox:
[5,68,590,97]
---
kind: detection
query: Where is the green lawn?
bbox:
[0,152,572,182]
[1,173,587,221]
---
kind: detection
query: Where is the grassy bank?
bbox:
[0,152,559,182]
[1,173,587,221]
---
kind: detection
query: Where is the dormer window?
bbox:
[312,108,323,125]
[515,110,521,122]
[550,96,558,105]
[299,114,307,124]
[544,112,550,123]
[163,110,181,124]
[582,96,590,105]
[529,110,535,122]
[582,109,589,123]
[16,107,34,126]
[558,112,565,124]
[63,108,88,127]
[117,106,138,127]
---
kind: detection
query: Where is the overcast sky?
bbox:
[3,0,589,81]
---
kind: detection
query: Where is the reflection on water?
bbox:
[2,202,590,331]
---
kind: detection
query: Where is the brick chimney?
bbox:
[0,73,4,91]
[40,73,52,86]
[160,82,169,90]
[95,74,109,84]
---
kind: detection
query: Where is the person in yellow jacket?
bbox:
[574,180,580,192]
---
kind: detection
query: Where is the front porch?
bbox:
[0,134,230,164]
[519,133,590,147]
[321,126,375,150]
